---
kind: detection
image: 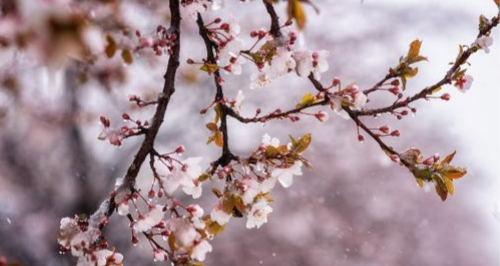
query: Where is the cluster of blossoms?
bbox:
[97,113,147,147]
[58,205,123,266]
[210,133,306,229]
[134,25,179,56]
[51,0,498,265]
[59,132,308,264]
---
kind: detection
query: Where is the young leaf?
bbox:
[121,49,133,64]
[215,130,224,147]
[200,63,218,75]
[296,93,317,108]
[287,0,307,30]
[104,34,117,58]
[205,219,226,235]
[206,122,218,132]
[441,151,456,164]
[295,133,312,153]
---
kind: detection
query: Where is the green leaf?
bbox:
[198,173,211,182]
[296,93,317,108]
[200,63,218,75]
[295,133,312,153]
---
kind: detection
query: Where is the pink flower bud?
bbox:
[139,37,153,47]
[391,79,400,86]
[332,77,341,87]
[440,93,451,101]
[314,111,329,122]
[358,134,365,142]
[122,113,130,120]
[379,125,390,134]
[390,154,400,163]
[175,145,185,154]
[390,130,401,137]
[100,116,110,128]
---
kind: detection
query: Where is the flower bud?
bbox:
[440,93,451,101]
[390,130,401,137]
[175,145,185,154]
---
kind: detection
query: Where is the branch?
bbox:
[263,0,283,38]
[225,99,329,123]
[95,0,181,218]
[356,15,499,117]
[196,13,236,167]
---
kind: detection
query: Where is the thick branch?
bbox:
[263,0,283,38]
[100,0,181,217]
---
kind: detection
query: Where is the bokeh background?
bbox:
[0,0,499,265]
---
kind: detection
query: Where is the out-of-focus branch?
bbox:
[356,15,499,117]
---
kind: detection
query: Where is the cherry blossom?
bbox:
[153,249,168,262]
[454,75,474,93]
[246,199,273,229]
[234,90,245,112]
[293,49,330,80]
[271,160,303,188]
[162,157,203,198]
[191,240,213,261]
[474,36,494,53]
[168,218,201,249]
[133,205,165,232]
[241,178,262,205]
[268,47,297,79]
[117,200,129,216]
[250,68,271,89]
[261,133,280,148]
[210,205,231,225]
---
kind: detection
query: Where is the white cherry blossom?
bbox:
[268,47,296,79]
[167,218,201,249]
[474,36,494,53]
[250,68,271,89]
[133,205,165,233]
[153,249,169,262]
[246,200,273,229]
[234,90,245,112]
[311,50,330,80]
[454,75,474,93]
[241,178,262,205]
[191,240,213,261]
[271,160,303,188]
[261,133,280,147]
[293,50,313,77]
[210,205,231,225]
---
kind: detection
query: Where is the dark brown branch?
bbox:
[226,99,330,123]
[96,0,181,218]
[263,0,283,38]
[362,72,399,95]
[196,13,236,167]
[356,15,499,117]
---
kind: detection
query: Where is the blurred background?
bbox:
[0,0,499,265]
